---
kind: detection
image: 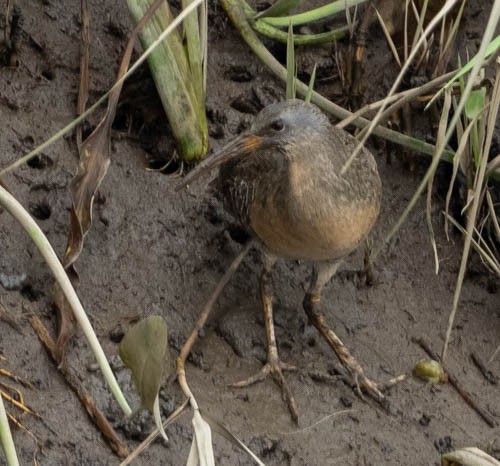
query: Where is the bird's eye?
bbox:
[270,120,285,132]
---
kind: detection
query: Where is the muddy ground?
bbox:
[1,0,499,465]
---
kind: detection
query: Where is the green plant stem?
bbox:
[221,0,442,159]
[241,1,348,45]
[0,394,19,466]
[260,0,368,27]
[253,19,348,45]
[128,0,207,160]
[0,185,132,417]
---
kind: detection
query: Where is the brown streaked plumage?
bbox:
[180,99,384,422]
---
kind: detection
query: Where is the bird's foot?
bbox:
[350,367,384,404]
[229,359,299,423]
[324,335,387,408]
[303,293,386,408]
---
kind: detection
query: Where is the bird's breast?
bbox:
[248,159,381,261]
[249,197,379,261]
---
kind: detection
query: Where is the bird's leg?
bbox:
[303,262,385,404]
[230,253,299,422]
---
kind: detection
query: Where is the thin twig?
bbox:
[30,315,129,458]
[471,353,498,385]
[488,345,500,364]
[177,240,254,407]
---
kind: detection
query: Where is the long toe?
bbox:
[350,368,385,404]
[229,360,299,423]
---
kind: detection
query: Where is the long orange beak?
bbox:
[176,134,264,190]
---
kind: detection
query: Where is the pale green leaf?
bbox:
[426,35,500,109]
[464,88,486,120]
[119,316,170,412]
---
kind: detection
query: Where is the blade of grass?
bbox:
[444,113,482,239]
[183,0,205,104]
[485,190,500,242]
[445,215,500,275]
[286,22,295,99]
[0,392,19,466]
[440,0,466,70]
[404,0,410,62]
[410,0,428,53]
[427,77,451,275]
[177,241,256,466]
[305,63,317,103]
[374,5,401,67]
[441,56,500,362]
[374,89,452,262]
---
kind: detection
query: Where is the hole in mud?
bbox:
[146,152,181,175]
[226,224,250,244]
[26,154,53,169]
[41,69,54,80]
[112,111,129,131]
[267,41,287,65]
[81,124,93,140]
[20,283,42,302]
[23,135,34,146]
[30,201,51,220]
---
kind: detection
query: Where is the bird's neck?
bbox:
[284,158,332,221]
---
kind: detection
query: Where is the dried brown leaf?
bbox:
[53,0,164,357]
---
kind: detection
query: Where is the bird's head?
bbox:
[176,100,330,189]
